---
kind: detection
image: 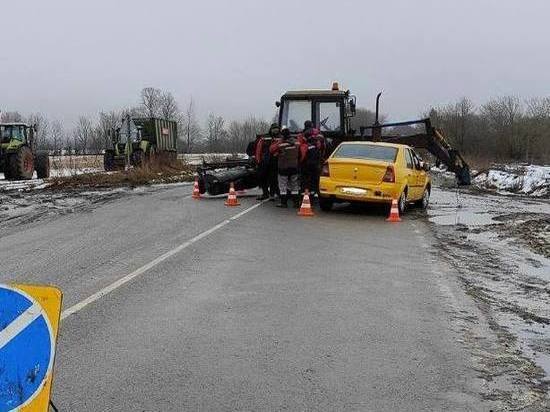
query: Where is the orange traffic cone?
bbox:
[192,177,201,199]
[386,198,401,222]
[224,182,241,207]
[298,190,315,217]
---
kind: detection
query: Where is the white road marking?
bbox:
[61,201,266,320]
[0,303,41,350]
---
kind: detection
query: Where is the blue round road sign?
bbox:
[0,285,54,412]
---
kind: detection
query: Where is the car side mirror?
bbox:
[275,101,281,108]
[420,161,430,171]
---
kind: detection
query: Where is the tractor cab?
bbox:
[111,117,142,156]
[0,123,35,148]
[276,82,356,138]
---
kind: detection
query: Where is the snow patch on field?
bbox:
[474,165,550,197]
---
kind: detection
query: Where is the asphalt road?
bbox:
[0,184,487,411]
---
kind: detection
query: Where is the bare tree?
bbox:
[206,114,226,152]
[1,111,23,122]
[227,117,269,152]
[350,108,387,133]
[182,98,201,153]
[140,87,162,117]
[74,116,94,154]
[525,97,550,162]
[97,111,120,149]
[27,113,50,150]
[159,91,179,120]
[50,120,65,155]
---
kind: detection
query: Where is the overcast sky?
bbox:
[1,0,549,126]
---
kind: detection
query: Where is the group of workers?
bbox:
[246,121,325,208]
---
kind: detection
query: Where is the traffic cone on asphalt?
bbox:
[297,190,315,217]
[386,198,401,222]
[192,177,201,199]
[224,182,241,207]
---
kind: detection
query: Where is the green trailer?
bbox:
[0,123,50,180]
[104,117,177,170]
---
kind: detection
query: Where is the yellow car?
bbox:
[318,141,431,213]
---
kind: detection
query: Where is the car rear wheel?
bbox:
[319,197,333,212]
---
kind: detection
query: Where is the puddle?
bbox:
[505,318,550,378]
[429,211,500,226]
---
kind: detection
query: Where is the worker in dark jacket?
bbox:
[270,127,302,208]
[298,120,325,195]
[254,124,280,200]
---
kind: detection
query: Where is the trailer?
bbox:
[104,116,177,170]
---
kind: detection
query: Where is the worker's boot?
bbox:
[276,195,288,208]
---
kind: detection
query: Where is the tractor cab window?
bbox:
[316,102,341,132]
[281,100,311,132]
[0,126,25,142]
[0,127,10,143]
[12,127,25,141]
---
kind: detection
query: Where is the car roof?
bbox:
[339,141,410,150]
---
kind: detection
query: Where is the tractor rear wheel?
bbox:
[7,146,34,180]
[35,153,50,178]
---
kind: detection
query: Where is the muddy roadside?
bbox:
[426,179,550,410]
[0,182,193,236]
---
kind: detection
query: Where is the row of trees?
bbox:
[427,96,550,163]
[2,91,549,162]
[0,88,270,155]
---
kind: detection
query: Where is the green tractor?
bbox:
[0,123,50,180]
[104,116,177,171]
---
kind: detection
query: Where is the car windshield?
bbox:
[281,100,311,132]
[333,144,398,162]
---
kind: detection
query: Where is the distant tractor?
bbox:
[0,123,50,180]
[104,116,178,171]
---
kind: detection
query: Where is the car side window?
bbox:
[404,149,414,169]
[411,150,421,169]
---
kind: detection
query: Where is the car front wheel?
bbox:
[398,190,407,215]
[417,187,430,209]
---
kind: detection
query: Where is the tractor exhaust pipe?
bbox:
[373,92,382,141]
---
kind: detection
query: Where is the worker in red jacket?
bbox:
[298,120,325,195]
[254,124,280,200]
[270,127,302,208]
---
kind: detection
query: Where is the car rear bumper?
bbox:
[319,177,403,203]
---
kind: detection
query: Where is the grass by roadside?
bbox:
[47,160,194,190]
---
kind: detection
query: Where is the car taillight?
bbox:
[321,163,330,177]
[382,166,395,183]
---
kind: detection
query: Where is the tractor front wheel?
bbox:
[7,146,34,180]
[131,150,144,167]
